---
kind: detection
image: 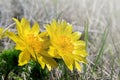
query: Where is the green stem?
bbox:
[83,21,89,79]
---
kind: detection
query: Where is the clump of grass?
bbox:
[0,49,20,80]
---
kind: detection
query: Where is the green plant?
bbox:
[0,49,20,80]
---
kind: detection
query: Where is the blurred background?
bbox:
[0,0,120,79]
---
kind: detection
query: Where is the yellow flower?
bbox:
[8,18,57,70]
[46,20,88,71]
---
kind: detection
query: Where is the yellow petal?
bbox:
[48,46,55,57]
[7,32,26,50]
[75,55,87,64]
[31,22,40,34]
[51,20,57,31]
[18,51,30,66]
[15,42,26,50]
[63,23,72,35]
[38,56,57,70]
[73,50,88,57]
[38,56,45,69]
[48,46,60,58]
[13,18,22,36]
[75,61,81,71]
[7,32,19,42]
[42,56,58,68]
[21,18,31,33]
[68,64,73,71]
[46,20,57,37]
[37,51,50,58]
[62,55,74,71]
[72,32,81,41]
[74,41,85,47]
[46,64,51,71]
[39,32,48,38]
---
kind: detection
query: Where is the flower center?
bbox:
[58,36,74,53]
[26,34,43,53]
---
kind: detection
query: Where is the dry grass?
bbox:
[0,0,120,79]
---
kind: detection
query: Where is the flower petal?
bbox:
[31,22,40,34]
[62,55,74,71]
[13,18,22,36]
[73,50,88,57]
[38,56,45,69]
[48,46,61,58]
[18,51,30,66]
[72,32,81,41]
[46,64,51,71]
[75,61,81,71]
[21,18,31,34]
[7,32,19,42]
[42,56,58,68]
[75,55,87,64]
[63,22,72,35]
